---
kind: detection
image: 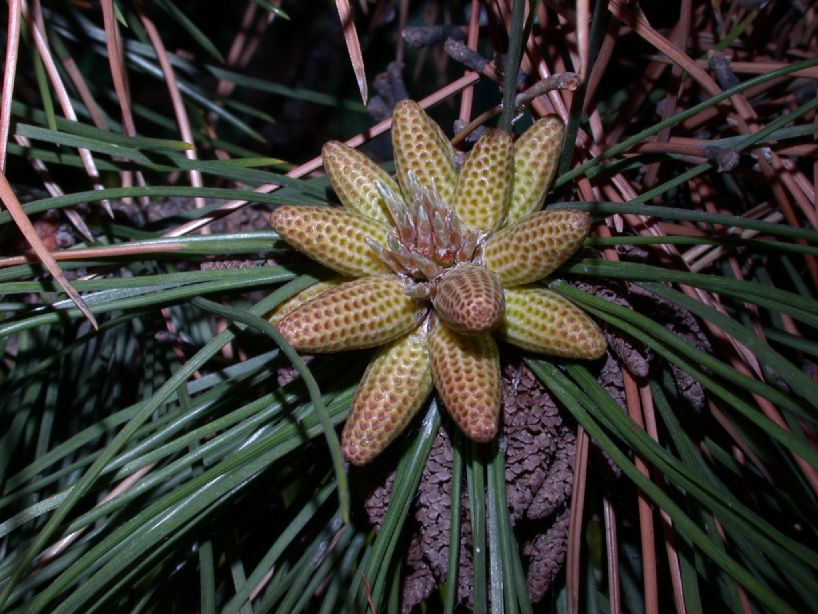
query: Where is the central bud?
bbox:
[367,172,505,335]
[367,173,482,285]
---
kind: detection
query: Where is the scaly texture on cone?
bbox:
[499,287,607,358]
[432,264,505,335]
[270,205,391,277]
[506,115,565,225]
[276,276,425,352]
[452,128,513,232]
[428,321,502,442]
[322,140,399,224]
[266,277,346,324]
[391,100,457,202]
[482,210,591,286]
[342,326,433,465]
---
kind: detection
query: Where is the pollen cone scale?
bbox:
[342,325,433,466]
[429,319,502,442]
[483,209,591,286]
[392,99,457,201]
[499,287,607,359]
[266,277,345,324]
[322,140,399,224]
[506,115,565,225]
[276,276,425,353]
[432,264,505,335]
[451,128,512,232]
[270,205,391,277]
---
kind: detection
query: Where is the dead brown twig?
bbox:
[0,172,97,327]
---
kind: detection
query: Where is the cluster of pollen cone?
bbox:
[269,100,606,466]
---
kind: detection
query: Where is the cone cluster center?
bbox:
[368,173,489,307]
